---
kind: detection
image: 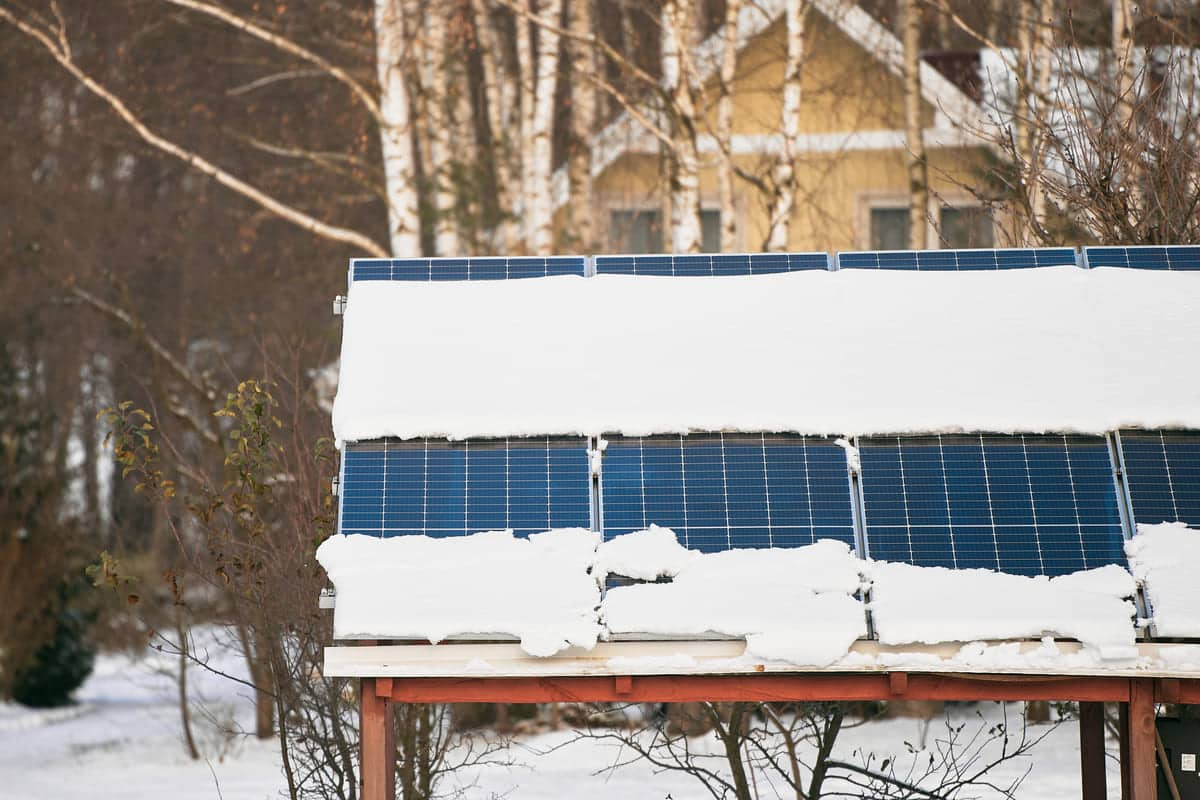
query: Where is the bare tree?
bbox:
[901,0,929,249]
[566,0,597,251]
[765,0,810,252]
[717,0,742,253]
[662,0,703,253]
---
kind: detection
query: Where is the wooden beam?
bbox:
[360,678,395,800]
[1119,702,1132,800]
[1127,679,1157,800]
[379,673,1133,704]
[888,671,909,695]
[1079,701,1107,800]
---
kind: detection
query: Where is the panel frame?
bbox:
[347,256,587,286]
[592,252,833,276]
[1081,245,1200,271]
[833,247,1081,271]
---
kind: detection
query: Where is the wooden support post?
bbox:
[1079,702,1107,799]
[360,677,395,800]
[1127,679,1157,800]
[1119,702,1132,800]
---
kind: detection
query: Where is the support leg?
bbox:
[361,677,395,800]
[1120,702,1131,800]
[1079,701,1107,799]
[1127,679,1157,800]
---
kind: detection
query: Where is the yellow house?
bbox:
[555,0,995,254]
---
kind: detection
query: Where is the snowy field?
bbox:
[0,629,1124,799]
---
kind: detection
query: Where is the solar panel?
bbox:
[1118,430,1200,526]
[836,248,1078,271]
[1082,246,1200,271]
[339,438,592,537]
[858,434,1125,576]
[349,256,586,283]
[599,434,856,552]
[593,252,830,276]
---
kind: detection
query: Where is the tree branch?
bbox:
[0,5,390,257]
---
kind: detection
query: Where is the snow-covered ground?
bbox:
[0,628,1123,799]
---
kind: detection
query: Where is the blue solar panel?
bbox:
[594,253,830,276]
[1118,430,1200,526]
[599,434,856,552]
[858,434,1125,576]
[836,248,1078,271]
[1082,246,1200,271]
[350,257,586,282]
[339,438,592,537]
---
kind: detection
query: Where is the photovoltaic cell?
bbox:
[858,434,1125,576]
[836,248,1078,271]
[1082,246,1200,271]
[1118,430,1200,526]
[350,256,586,283]
[599,434,856,552]
[339,438,591,537]
[593,253,830,276]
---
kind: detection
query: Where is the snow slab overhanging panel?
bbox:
[331,267,1200,443]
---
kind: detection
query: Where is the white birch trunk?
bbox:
[472,0,518,253]
[425,1,461,256]
[662,0,702,254]
[1028,0,1055,237]
[717,0,741,253]
[901,0,928,250]
[766,0,806,252]
[1113,0,1135,125]
[515,0,535,251]
[566,0,595,251]
[374,0,422,256]
[525,0,564,255]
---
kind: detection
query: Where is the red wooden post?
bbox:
[1078,702,1107,799]
[361,677,395,800]
[1127,679,1157,800]
[1119,702,1132,800]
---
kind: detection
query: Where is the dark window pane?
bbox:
[870,208,910,250]
[940,206,994,249]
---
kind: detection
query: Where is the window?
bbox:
[940,206,994,249]
[869,207,910,250]
[608,209,721,253]
[867,204,995,250]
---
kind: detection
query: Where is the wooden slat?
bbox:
[1127,679,1157,800]
[379,673,1134,704]
[1079,702,1107,799]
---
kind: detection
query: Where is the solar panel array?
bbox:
[836,248,1079,271]
[350,256,586,282]
[1083,246,1200,271]
[339,438,592,537]
[599,434,856,552]
[593,253,830,276]
[1118,430,1200,527]
[857,434,1126,576]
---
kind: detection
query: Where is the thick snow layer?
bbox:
[869,562,1138,660]
[332,268,1200,442]
[1126,522,1200,637]
[316,529,602,656]
[593,524,700,580]
[601,539,866,666]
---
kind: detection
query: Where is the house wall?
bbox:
[562,7,996,254]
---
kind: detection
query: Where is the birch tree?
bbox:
[521,0,565,255]
[472,0,520,252]
[662,0,703,253]
[900,0,929,249]
[717,0,742,253]
[765,0,809,252]
[566,0,596,250]
[376,0,424,256]
[422,0,463,256]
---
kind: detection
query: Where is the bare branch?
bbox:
[0,5,390,257]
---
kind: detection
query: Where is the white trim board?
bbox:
[324,639,1200,679]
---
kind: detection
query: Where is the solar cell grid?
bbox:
[1118,430,1200,526]
[858,434,1126,576]
[593,252,830,276]
[836,248,1078,271]
[350,256,586,282]
[599,434,856,552]
[339,438,591,537]
[1082,246,1200,271]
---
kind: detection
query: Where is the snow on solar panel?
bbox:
[339,438,592,537]
[836,247,1078,271]
[350,256,586,282]
[1118,430,1200,526]
[1083,246,1200,271]
[593,252,830,275]
[858,434,1126,576]
[599,434,856,553]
